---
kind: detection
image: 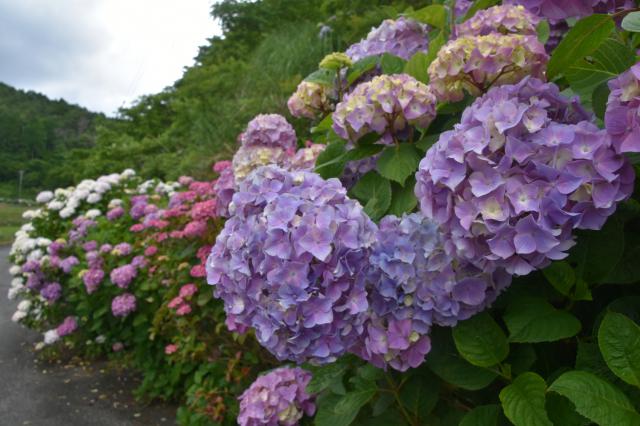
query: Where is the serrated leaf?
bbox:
[500,372,552,426]
[452,312,509,367]
[545,393,590,426]
[306,361,348,394]
[376,144,422,185]
[305,68,337,86]
[407,5,447,29]
[543,261,575,296]
[380,53,405,75]
[350,171,391,221]
[426,327,497,390]
[399,373,439,420]
[315,389,376,426]
[347,56,378,85]
[459,404,502,426]
[548,14,615,80]
[504,297,581,343]
[622,11,640,32]
[549,370,640,426]
[389,178,418,216]
[315,140,347,179]
[598,312,640,387]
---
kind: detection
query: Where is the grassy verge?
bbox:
[0,202,27,244]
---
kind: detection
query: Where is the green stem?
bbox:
[385,373,418,426]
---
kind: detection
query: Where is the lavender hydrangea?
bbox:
[213,161,236,218]
[346,17,429,62]
[207,166,377,364]
[110,264,137,288]
[240,114,297,151]
[41,282,62,302]
[56,316,77,337]
[237,367,316,426]
[353,214,510,371]
[111,293,136,317]
[285,143,326,172]
[428,34,548,102]
[605,62,640,154]
[415,77,635,275]
[83,268,104,293]
[455,5,540,38]
[232,145,291,182]
[333,74,437,144]
[287,81,332,119]
[506,0,633,20]
[60,256,79,274]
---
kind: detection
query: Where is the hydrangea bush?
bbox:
[9,2,640,426]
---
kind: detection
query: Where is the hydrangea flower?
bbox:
[56,316,77,337]
[455,5,540,38]
[428,34,548,102]
[106,207,124,221]
[287,81,332,119]
[506,0,633,20]
[238,367,316,426]
[207,166,377,364]
[110,264,137,288]
[41,282,62,302]
[346,17,429,62]
[333,74,437,144]
[111,293,137,317]
[354,214,510,371]
[415,78,634,275]
[286,142,326,172]
[240,114,297,151]
[82,268,104,293]
[605,62,640,154]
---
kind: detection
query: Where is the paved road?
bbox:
[0,246,177,425]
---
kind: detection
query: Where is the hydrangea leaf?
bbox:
[306,360,349,394]
[503,296,581,343]
[315,388,376,426]
[622,11,640,32]
[452,312,509,368]
[350,171,391,221]
[459,404,502,426]
[499,372,552,426]
[388,178,418,216]
[543,261,575,297]
[407,5,447,29]
[546,393,590,426]
[404,31,445,84]
[549,370,640,426]
[506,344,537,376]
[592,81,610,120]
[376,144,422,186]
[380,53,406,75]
[399,372,439,420]
[462,0,501,22]
[347,56,378,85]
[304,68,337,87]
[547,14,615,80]
[315,140,347,178]
[598,312,640,387]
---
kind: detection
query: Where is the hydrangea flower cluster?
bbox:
[415,78,635,275]
[285,142,326,171]
[605,62,640,154]
[428,34,548,102]
[207,166,377,364]
[237,367,316,426]
[333,74,437,144]
[507,0,633,20]
[455,5,540,38]
[354,214,510,371]
[111,293,137,317]
[287,81,332,119]
[345,17,429,62]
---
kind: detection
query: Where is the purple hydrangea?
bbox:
[56,316,77,337]
[605,62,640,154]
[83,268,104,293]
[346,17,429,62]
[129,196,149,220]
[353,214,510,371]
[86,250,103,269]
[232,145,291,182]
[69,217,96,242]
[131,255,147,269]
[60,256,79,274]
[286,143,326,172]
[333,74,437,144]
[455,4,540,38]
[47,240,65,256]
[106,206,125,221]
[82,241,98,252]
[207,166,377,364]
[428,33,548,102]
[40,282,62,302]
[454,0,473,18]
[111,293,136,317]
[415,77,635,275]
[238,367,316,426]
[110,264,137,288]
[213,161,236,218]
[112,242,132,256]
[506,0,633,20]
[240,114,297,151]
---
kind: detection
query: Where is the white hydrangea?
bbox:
[93,182,111,194]
[27,249,43,261]
[36,191,54,203]
[85,209,102,219]
[59,207,75,219]
[121,169,136,179]
[11,310,27,322]
[47,200,64,211]
[87,193,102,204]
[44,329,60,345]
[95,335,106,344]
[108,198,123,209]
[17,300,31,312]
[9,265,21,276]
[36,237,52,247]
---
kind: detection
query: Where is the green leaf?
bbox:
[305,68,337,86]
[399,373,439,420]
[452,312,509,367]
[500,372,552,426]
[506,344,537,376]
[606,225,640,284]
[311,114,333,135]
[380,53,406,75]
[593,81,611,120]
[416,133,439,152]
[350,171,391,221]
[503,297,581,343]
[547,14,615,80]
[537,20,550,44]
[315,140,347,179]
[315,389,376,426]
[426,327,497,390]
[622,11,640,33]
[407,5,447,29]
[347,56,378,85]
[344,144,384,162]
[376,144,422,185]
[549,370,640,426]
[389,178,418,216]
[306,361,348,394]
[463,0,500,22]
[598,312,640,387]
[543,261,575,297]
[404,52,430,84]
[459,404,502,426]
[545,393,590,426]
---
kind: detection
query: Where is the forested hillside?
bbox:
[0,83,104,198]
[1,0,425,196]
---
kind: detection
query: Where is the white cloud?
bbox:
[0,0,219,115]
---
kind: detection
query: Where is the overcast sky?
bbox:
[0,0,221,115]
